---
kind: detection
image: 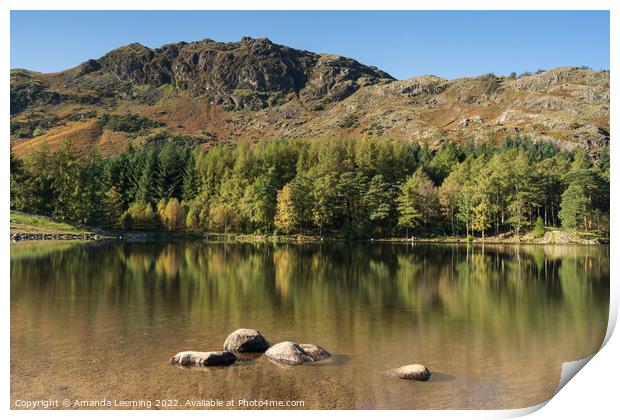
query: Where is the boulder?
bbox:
[170,351,236,367]
[299,344,331,362]
[265,341,313,365]
[223,328,270,352]
[388,364,432,381]
[265,342,331,365]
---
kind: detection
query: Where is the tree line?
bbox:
[10,133,610,238]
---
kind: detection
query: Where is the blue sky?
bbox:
[10,10,609,80]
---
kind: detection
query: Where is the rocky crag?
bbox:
[10,37,609,157]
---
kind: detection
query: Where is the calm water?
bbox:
[10,241,609,409]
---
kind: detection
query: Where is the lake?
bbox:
[10,241,609,409]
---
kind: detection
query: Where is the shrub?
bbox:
[533,216,545,238]
[338,114,358,128]
[32,128,45,137]
[11,115,60,138]
[98,113,164,133]
[67,109,97,121]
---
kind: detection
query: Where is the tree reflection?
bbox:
[10,241,609,409]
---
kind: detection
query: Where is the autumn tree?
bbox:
[274,184,297,233]
[161,198,185,230]
[104,186,124,228]
[209,203,238,233]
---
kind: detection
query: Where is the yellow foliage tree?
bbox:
[162,198,184,230]
[274,184,296,233]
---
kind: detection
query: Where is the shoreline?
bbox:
[9,212,607,245]
[9,230,608,245]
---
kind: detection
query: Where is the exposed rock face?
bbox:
[83,37,393,111]
[223,328,270,352]
[458,115,483,127]
[9,37,610,155]
[170,351,237,367]
[388,364,432,381]
[374,75,447,98]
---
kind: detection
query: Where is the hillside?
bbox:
[10,37,610,157]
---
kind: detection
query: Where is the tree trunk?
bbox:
[450,212,455,237]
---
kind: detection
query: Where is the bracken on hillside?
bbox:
[10,37,610,158]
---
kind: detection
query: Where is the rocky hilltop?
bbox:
[10,37,610,157]
[11,37,393,114]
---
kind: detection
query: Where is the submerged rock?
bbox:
[170,351,236,367]
[265,342,313,365]
[388,364,432,381]
[299,344,331,362]
[223,328,270,352]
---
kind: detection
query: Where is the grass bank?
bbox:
[10,212,95,235]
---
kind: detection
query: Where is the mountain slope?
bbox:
[10,37,610,157]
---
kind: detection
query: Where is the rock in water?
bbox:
[223,328,270,352]
[170,351,236,367]
[299,344,331,361]
[388,364,432,381]
[265,342,313,365]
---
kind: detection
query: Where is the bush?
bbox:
[32,128,45,137]
[338,114,358,128]
[533,216,545,238]
[98,113,164,133]
[465,234,474,242]
[67,109,97,121]
[11,115,59,138]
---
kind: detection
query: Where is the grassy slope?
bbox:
[10,68,610,159]
[10,212,93,235]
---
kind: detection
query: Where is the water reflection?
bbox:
[11,241,609,409]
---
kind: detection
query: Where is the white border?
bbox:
[2,2,617,420]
